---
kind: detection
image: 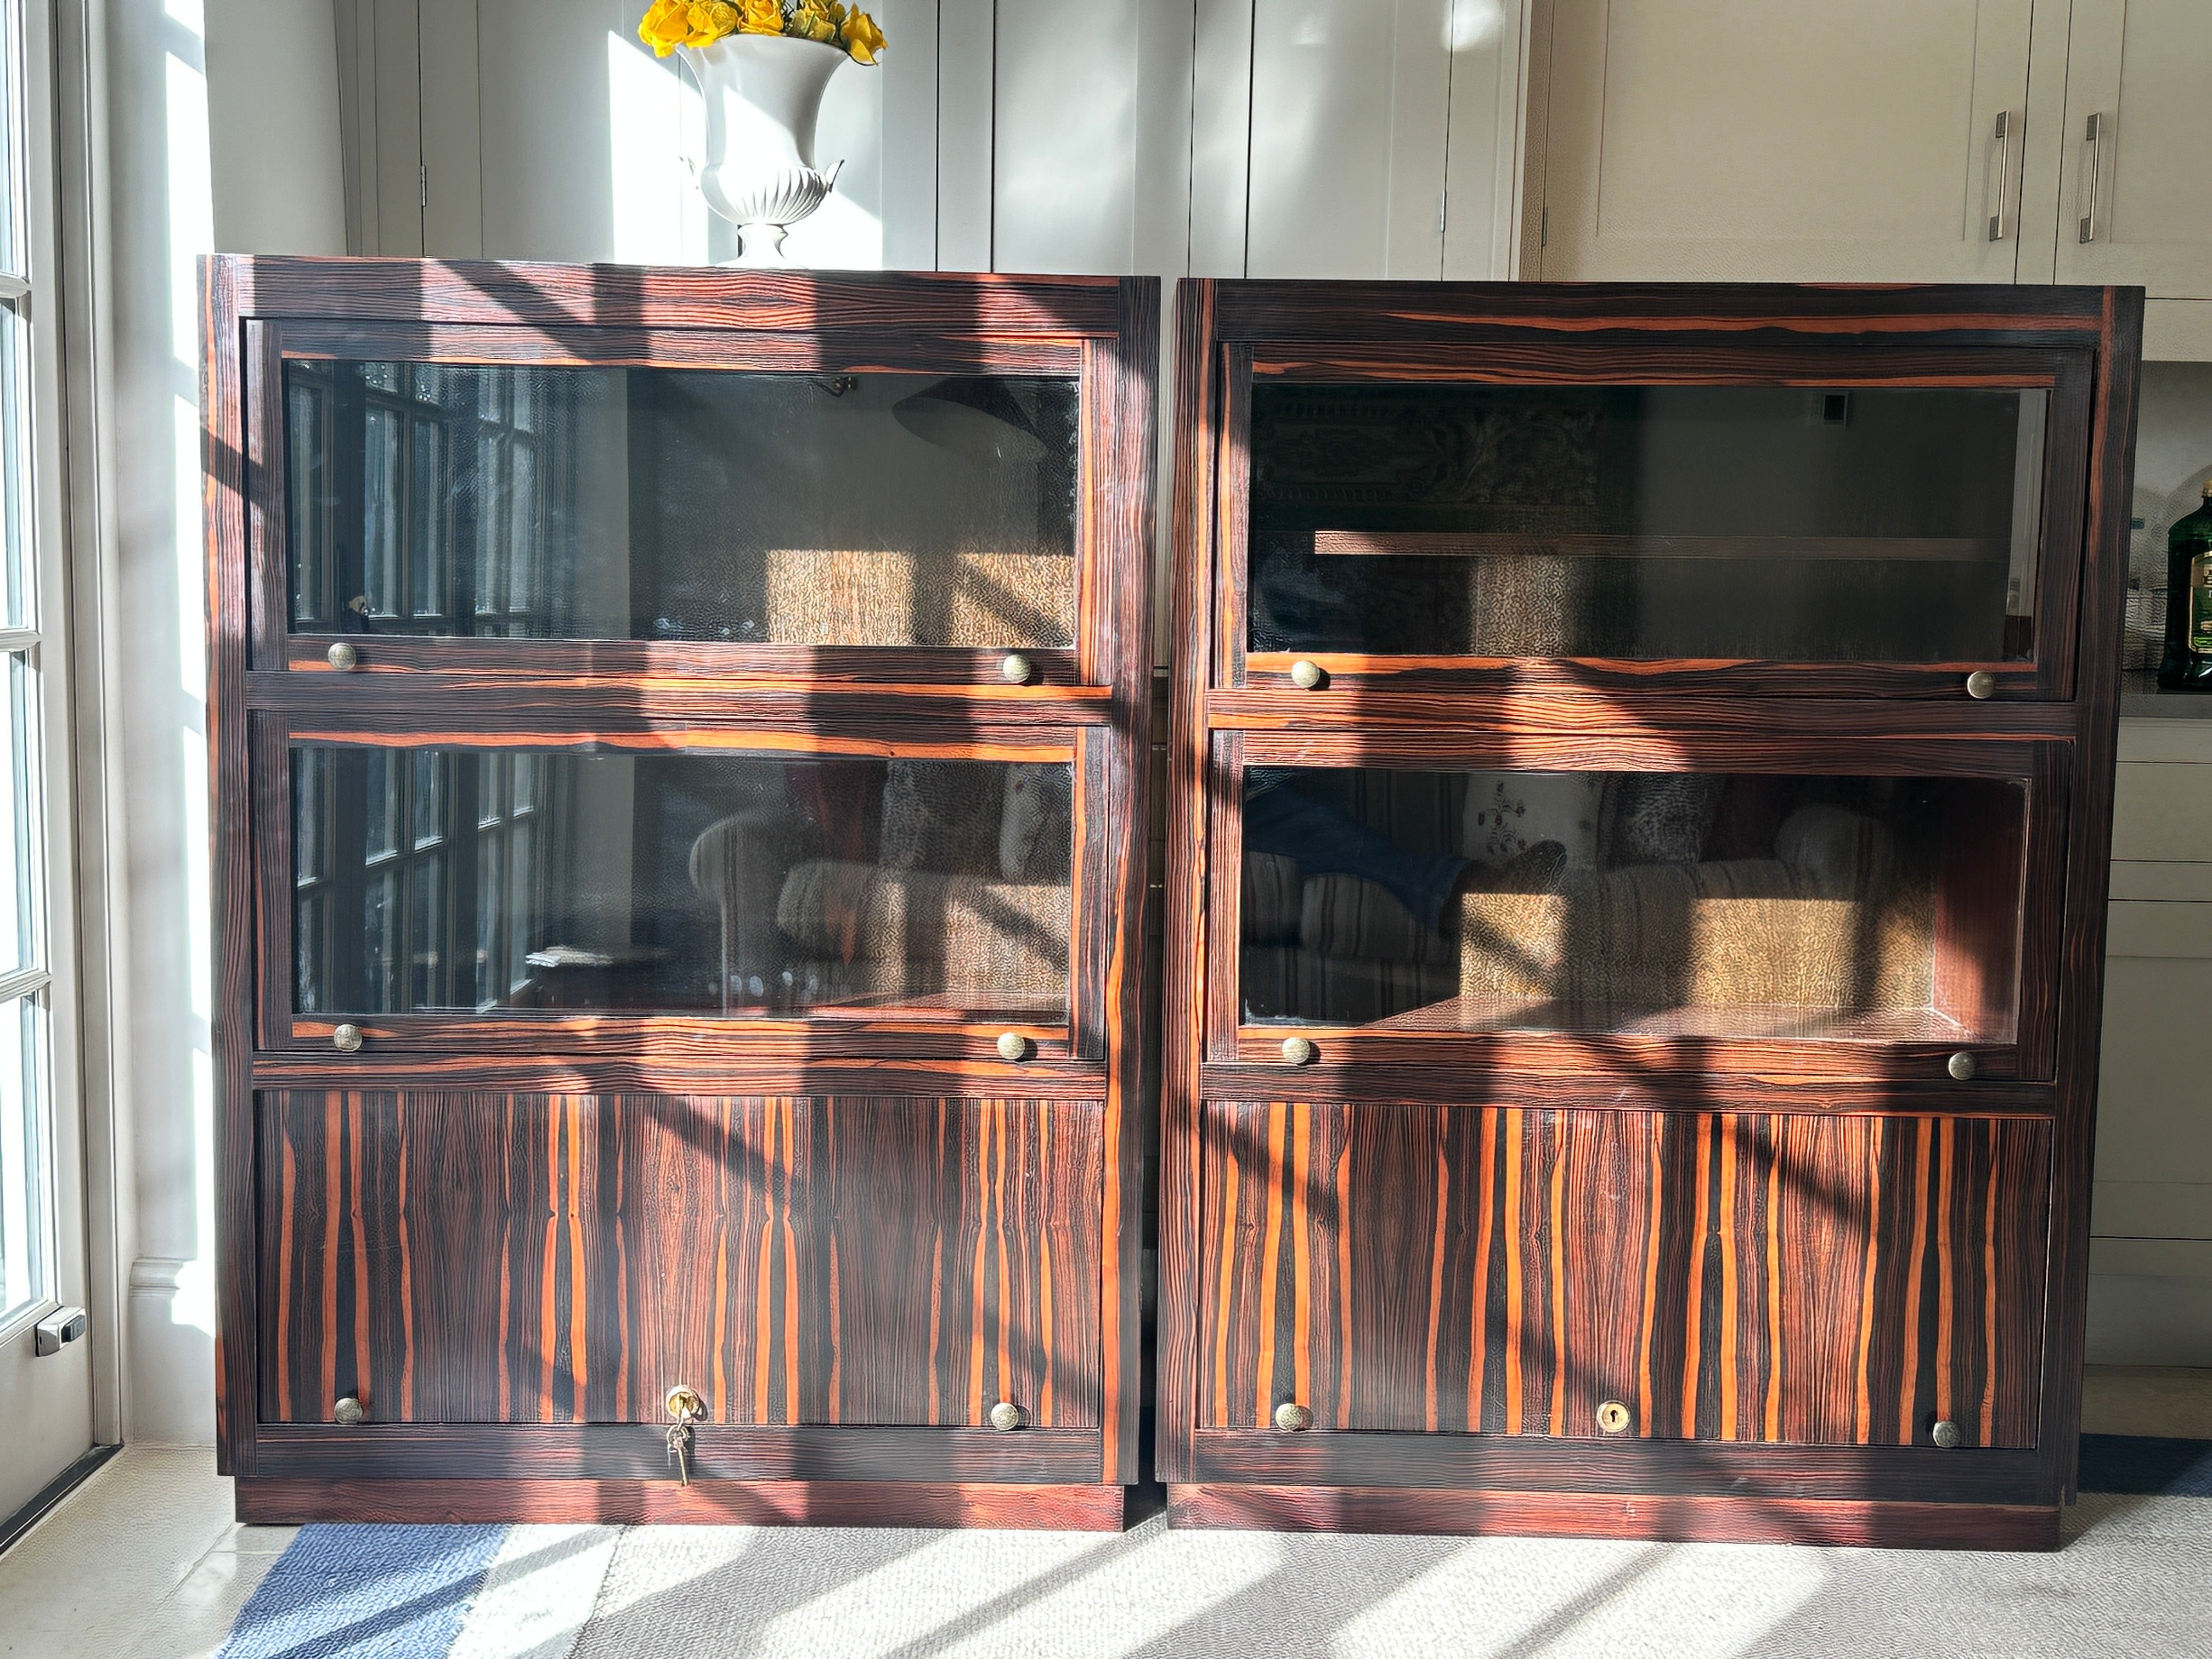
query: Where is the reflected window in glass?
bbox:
[283,363,1082,650]
[292,748,1077,1022]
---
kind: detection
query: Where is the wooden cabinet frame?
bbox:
[1159,279,2143,1548]
[205,258,1158,1529]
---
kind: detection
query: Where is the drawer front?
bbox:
[258,1091,1102,1429]
[1199,1101,2050,1448]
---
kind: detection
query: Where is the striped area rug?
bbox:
[213,1438,2212,1659]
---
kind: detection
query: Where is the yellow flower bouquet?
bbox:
[639,0,887,65]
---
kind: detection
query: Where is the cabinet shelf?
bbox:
[1310,531,2004,563]
[1261,996,1980,1045]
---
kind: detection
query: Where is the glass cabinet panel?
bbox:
[291,746,1074,1020]
[284,363,1080,648]
[1247,383,2047,663]
[1238,765,2025,1042]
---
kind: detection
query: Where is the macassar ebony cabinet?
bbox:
[202,258,1157,1528]
[1159,280,2143,1547]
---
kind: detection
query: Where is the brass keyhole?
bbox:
[1596,1400,1632,1435]
[665,1385,704,1421]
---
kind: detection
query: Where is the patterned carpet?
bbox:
[205,1441,2212,1659]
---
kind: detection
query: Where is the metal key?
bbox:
[664,1386,703,1487]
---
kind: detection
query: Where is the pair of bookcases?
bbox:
[204,259,2139,1547]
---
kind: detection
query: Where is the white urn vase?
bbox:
[690,34,852,265]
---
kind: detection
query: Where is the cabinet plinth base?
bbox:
[236,1477,1127,1531]
[1166,1484,2061,1550]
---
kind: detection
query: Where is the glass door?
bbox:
[1227,347,2091,698]
[264,338,1096,686]
[1208,737,2064,1085]
[0,0,93,1528]
[260,730,1100,1062]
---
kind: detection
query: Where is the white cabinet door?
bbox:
[1536,0,2037,281]
[1191,0,1459,279]
[2054,0,2212,301]
[941,0,1194,276]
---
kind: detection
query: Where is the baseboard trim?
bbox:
[0,1443,124,1558]
[235,1477,1128,1531]
[1166,1483,2063,1550]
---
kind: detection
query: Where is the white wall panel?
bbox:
[935,0,994,270]
[206,0,349,254]
[1244,0,1451,278]
[1440,0,1530,278]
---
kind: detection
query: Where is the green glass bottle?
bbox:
[2158,480,2212,691]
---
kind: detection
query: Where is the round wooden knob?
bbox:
[326,641,359,672]
[996,1031,1029,1062]
[1932,1418,1962,1449]
[1947,1051,1977,1081]
[1289,659,1324,690]
[989,1401,1025,1432]
[332,1395,365,1426]
[331,1023,363,1053]
[1280,1036,1314,1065]
[1273,1401,1313,1432]
[1964,670,1996,699]
[1001,652,1034,684]
[1596,1400,1632,1434]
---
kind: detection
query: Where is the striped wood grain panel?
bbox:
[1200,1102,2049,1448]
[259,1091,1103,1429]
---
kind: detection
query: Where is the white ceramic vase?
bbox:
[689,34,851,265]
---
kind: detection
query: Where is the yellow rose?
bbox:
[689,0,740,41]
[637,0,693,55]
[737,0,785,34]
[840,5,886,63]
[789,0,839,43]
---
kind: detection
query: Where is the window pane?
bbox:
[362,407,402,618]
[1248,383,2046,663]
[0,651,33,976]
[294,747,1076,1021]
[0,995,43,1323]
[284,363,1082,648]
[0,0,18,280]
[0,306,28,630]
[1240,766,2027,1041]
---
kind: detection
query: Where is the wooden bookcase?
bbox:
[202,258,1157,1528]
[1158,280,2143,1548]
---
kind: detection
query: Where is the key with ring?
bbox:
[664,1385,704,1487]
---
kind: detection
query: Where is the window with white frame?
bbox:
[0,0,57,1331]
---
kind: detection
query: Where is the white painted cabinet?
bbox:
[352,2,1528,282]
[2053,0,2212,358]
[935,0,1193,277]
[2092,720,2212,1367]
[1530,0,2046,283]
[1191,0,1529,280]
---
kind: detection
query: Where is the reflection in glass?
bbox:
[1240,766,2025,1041]
[1248,384,2046,663]
[284,363,1080,648]
[292,747,1075,1020]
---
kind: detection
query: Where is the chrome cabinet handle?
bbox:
[2078,112,2105,244]
[1988,110,2015,242]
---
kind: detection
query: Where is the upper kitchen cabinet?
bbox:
[2054,1,2212,331]
[1190,0,1532,280]
[1528,0,2051,283]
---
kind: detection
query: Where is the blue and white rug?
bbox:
[211,1439,2212,1659]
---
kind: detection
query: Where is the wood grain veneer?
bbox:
[1156,278,2143,1547]
[205,258,1157,1517]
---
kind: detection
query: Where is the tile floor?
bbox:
[0,1367,2204,1659]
